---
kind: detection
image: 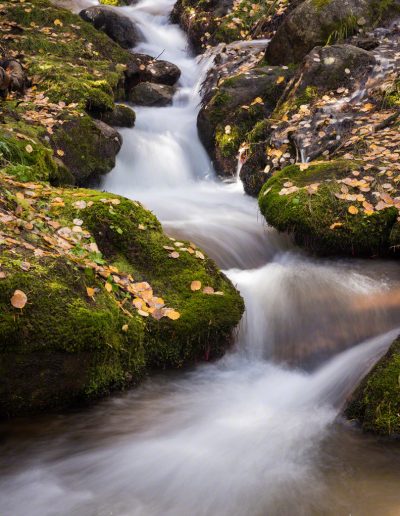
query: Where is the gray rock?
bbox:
[130,82,175,106]
[96,104,136,128]
[79,6,139,48]
[265,0,383,65]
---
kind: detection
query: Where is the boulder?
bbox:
[346,336,400,436]
[197,65,293,177]
[130,82,175,106]
[96,104,136,127]
[123,54,181,98]
[79,6,139,48]
[258,161,399,257]
[0,178,244,416]
[265,0,393,65]
[51,116,122,185]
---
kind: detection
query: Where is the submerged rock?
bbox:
[346,336,400,436]
[130,81,175,106]
[0,178,244,417]
[80,5,139,48]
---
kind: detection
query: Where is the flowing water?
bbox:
[2,1,400,515]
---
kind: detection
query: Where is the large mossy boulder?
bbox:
[346,337,400,436]
[197,66,293,177]
[0,175,244,416]
[258,160,399,256]
[79,5,139,49]
[265,0,397,65]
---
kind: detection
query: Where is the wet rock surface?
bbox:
[130,81,175,106]
[80,5,139,48]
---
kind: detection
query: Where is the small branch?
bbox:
[373,109,400,132]
[154,49,165,61]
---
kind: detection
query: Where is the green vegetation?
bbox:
[347,337,400,436]
[258,161,398,256]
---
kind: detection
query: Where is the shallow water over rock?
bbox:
[1,1,400,515]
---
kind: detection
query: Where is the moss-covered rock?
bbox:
[0,174,244,416]
[197,65,293,177]
[346,336,400,436]
[258,160,399,256]
[265,0,398,65]
[171,0,293,52]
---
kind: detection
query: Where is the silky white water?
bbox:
[1,1,400,515]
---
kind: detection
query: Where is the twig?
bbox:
[373,108,400,132]
[154,49,165,61]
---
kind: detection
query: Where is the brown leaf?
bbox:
[11,289,27,309]
[191,280,202,291]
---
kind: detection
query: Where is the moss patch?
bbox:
[258,161,398,256]
[346,337,400,436]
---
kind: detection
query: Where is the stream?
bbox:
[2,1,400,514]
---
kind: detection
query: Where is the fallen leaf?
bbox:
[86,287,95,297]
[11,289,27,309]
[191,280,201,291]
[348,205,359,215]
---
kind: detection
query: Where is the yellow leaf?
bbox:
[330,222,343,230]
[105,282,113,293]
[348,205,359,215]
[166,310,180,320]
[191,280,201,291]
[86,287,95,297]
[25,144,33,153]
[122,324,129,332]
[54,19,63,26]
[11,289,27,309]
[56,149,65,156]
[276,76,285,84]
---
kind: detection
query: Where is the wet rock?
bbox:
[79,6,139,48]
[123,53,181,97]
[258,160,399,257]
[51,116,123,185]
[346,336,400,436]
[96,104,136,127]
[265,0,393,65]
[292,44,376,94]
[355,37,380,51]
[198,65,293,178]
[130,82,175,106]
[240,143,271,197]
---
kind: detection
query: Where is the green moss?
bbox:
[0,181,244,416]
[346,337,400,436]
[258,161,398,256]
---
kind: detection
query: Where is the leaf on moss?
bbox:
[11,290,27,309]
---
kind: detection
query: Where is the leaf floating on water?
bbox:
[86,287,95,298]
[348,205,359,215]
[191,280,201,291]
[11,290,27,309]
